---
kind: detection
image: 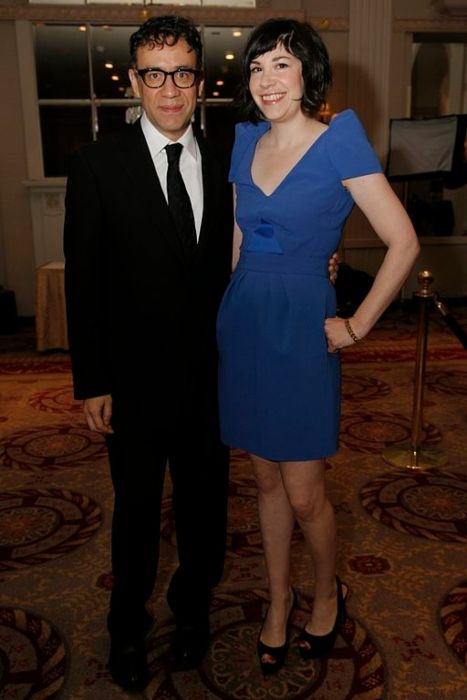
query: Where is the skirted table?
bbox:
[35,261,69,351]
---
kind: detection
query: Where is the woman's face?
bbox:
[248,43,304,122]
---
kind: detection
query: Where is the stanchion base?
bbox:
[382,445,448,470]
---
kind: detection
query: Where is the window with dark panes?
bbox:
[34,22,252,176]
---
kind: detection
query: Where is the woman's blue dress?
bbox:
[217,110,382,461]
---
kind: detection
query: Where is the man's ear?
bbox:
[128,68,141,99]
[197,77,205,99]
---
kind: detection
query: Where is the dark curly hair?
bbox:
[238,18,332,123]
[129,15,203,69]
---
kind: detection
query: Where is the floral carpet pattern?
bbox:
[0,308,466,699]
[0,606,67,699]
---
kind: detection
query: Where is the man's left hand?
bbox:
[328,252,339,284]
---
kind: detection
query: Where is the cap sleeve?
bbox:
[325,109,383,179]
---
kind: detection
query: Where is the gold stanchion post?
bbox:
[383,270,448,470]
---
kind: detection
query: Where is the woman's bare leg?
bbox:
[250,453,295,660]
[280,459,338,636]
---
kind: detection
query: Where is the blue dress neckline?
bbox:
[249,110,352,198]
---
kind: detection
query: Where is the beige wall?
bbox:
[0,20,35,316]
[0,196,6,285]
[394,0,444,17]
[323,31,349,115]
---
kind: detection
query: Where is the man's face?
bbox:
[129,37,203,140]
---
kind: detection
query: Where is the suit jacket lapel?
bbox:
[117,121,187,262]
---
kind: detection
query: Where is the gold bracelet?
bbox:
[345,318,361,343]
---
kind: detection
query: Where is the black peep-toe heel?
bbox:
[298,576,347,660]
[257,587,297,675]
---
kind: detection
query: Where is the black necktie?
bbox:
[165,143,197,256]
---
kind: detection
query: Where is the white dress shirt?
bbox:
[140,112,204,239]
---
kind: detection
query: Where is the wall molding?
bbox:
[0,5,350,29]
[2,4,467,31]
[432,0,467,16]
[395,17,467,31]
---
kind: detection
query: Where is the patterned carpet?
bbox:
[0,306,466,699]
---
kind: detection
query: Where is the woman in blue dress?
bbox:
[217,19,419,673]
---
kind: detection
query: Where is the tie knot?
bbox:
[165,142,183,164]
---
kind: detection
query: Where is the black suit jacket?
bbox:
[64,121,233,416]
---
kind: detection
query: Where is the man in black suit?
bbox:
[64,16,232,692]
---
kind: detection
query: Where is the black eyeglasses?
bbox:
[134,68,201,89]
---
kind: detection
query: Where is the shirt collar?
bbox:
[141,111,198,162]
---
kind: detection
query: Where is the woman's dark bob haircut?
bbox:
[238,18,332,123]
